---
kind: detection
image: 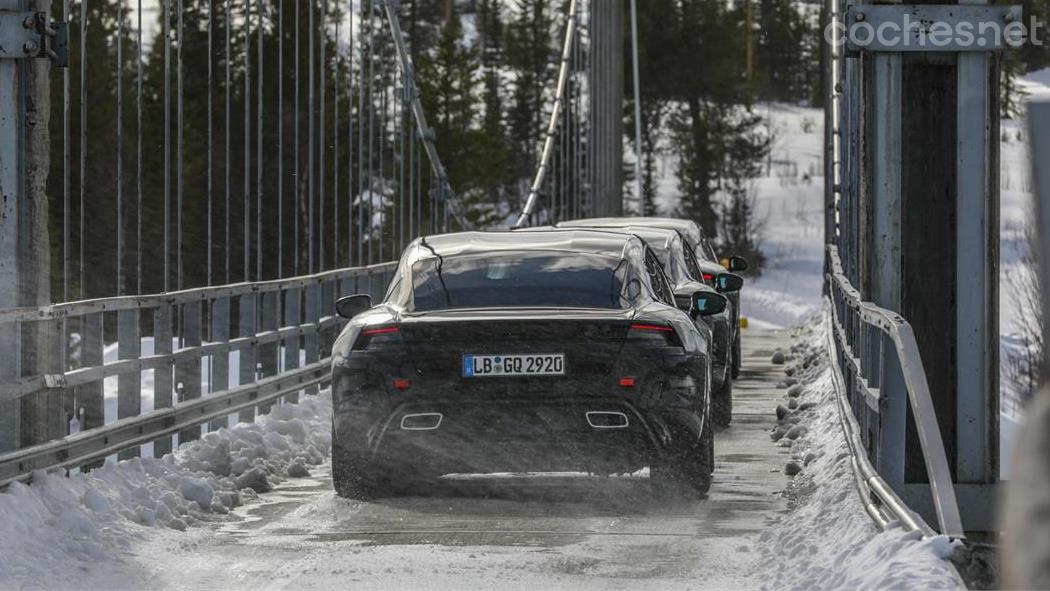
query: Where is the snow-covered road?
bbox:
[81,330,796,590]
[1,328,964,590]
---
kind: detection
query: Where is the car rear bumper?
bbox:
[333,397,699,476]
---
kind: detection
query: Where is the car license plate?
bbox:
[462,354,565,377]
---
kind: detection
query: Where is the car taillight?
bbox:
[393,379,411,390]
[630,323,674,332]
[363,326,399,337]
[702,272,715,285]
[627,323,682,347]
[619,376,636,388]
[353,325,400,350]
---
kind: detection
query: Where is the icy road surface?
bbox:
[138,330,793,589]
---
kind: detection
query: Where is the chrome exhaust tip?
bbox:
[400,412,443,431]
[586,411,629,429]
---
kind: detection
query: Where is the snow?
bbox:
[751,320,964,590]
[644,102,825,327]
[0,391,333,589]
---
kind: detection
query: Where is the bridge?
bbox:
[0,0,1044,587]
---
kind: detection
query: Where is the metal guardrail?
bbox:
[0,261,397,483]
[825,244,965,539]
[0,360,329,488]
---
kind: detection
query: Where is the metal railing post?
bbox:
[304,282,320,395]
[258,291,279,414]
[117,309,141,459]
[283,287,301,403]
[879,332,907,493]
[80,313,103,437]
[238,292,257,424]
[209,296,230,431]
[176,300,202,442]
[153,303,174,457]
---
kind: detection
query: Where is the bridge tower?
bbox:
[588,0,624,217]
[0,0,55,453]
[828,0,1011,532]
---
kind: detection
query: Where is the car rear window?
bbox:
[410,251,626,311]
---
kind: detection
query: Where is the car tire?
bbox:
[332,445,379,500]
[652,423,713,497]
[712,373,733,428]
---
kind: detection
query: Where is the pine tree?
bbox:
[416,4,504,227]
[718,108,769,273]
[506,0,555,188]
[475,0,513,210]
[47,0,139,297]
[639,100,665,216]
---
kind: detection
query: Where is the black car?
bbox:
[551,224,741,427]
[558,217,748,379]
[329,230,727,499]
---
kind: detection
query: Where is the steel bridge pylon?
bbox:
[825,0,1010,533]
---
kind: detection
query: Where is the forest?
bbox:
[50,0,1047,300]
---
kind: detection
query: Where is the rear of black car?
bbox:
[330,238,712,496]
[332,309,705,479]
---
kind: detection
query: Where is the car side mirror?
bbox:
[691,291,727,317]
[728,256,748,273]
[715,273,744,293]
[336,294,372,319]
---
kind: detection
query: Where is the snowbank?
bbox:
[751,320,963,590]
[0,391,333,589]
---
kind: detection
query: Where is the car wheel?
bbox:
[712,373,733,428]
[651,424,713,497]
[332,444,379,500]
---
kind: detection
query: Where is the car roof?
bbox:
[409,229,637,261]
[557,217,705,244]
[549,224,680,251]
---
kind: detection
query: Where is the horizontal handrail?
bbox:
[824,306,934,536]
[0,262,398,324]
[0,315,345,402]
[0,360,331,487]
[826,244,965,538]
[0,259,400,476]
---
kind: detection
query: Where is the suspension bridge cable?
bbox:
[319,0,327,271]
[277,0,284,278]
[629,0,642,214]
[379,0,468,230]
[224,0,231,284]
[256,0,264,280]
[512,0,580,228]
